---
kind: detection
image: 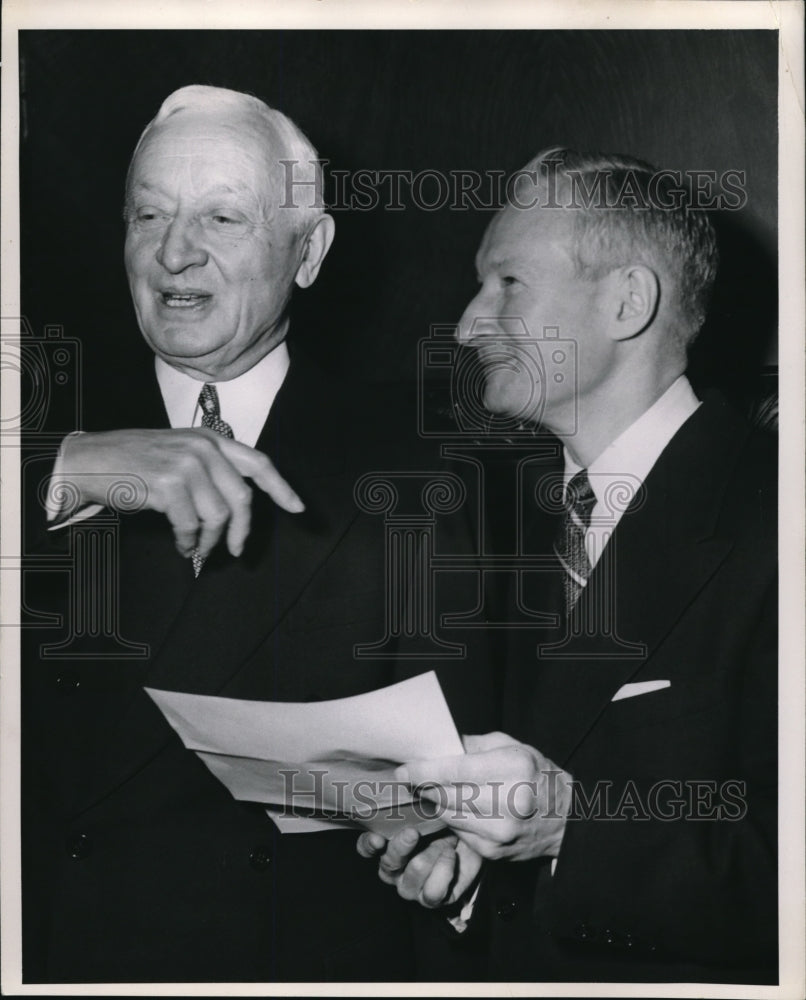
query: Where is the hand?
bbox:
[53,428,304,559]
[395,732,573,863]
[357,827,482,909]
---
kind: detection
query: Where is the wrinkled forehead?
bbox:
[477,203,576,270]
[129,108,288,198]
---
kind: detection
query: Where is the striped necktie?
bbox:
[553,469,597,613]
[192,383,234,577]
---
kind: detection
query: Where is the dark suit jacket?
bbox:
[485,391,777,984]
[21,355,498,983]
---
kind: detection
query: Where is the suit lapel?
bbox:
[510,393,747,765]
[72,362,368,818]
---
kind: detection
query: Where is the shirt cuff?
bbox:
[46,432,104,528]
[447,857,557,934]
[447,881,482,934]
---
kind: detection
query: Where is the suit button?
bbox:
[55,670,81,694]
[495,899,518,922]
[575,922,595,942]
[249,846,272,871]
[66,833,92,859]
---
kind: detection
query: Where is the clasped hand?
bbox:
[357,732,573,909]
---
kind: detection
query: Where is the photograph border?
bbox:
[1,2,803,997]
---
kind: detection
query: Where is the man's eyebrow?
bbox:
[481,255,518,273]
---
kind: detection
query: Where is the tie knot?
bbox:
[565,470,596,526]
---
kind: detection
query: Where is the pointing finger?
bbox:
[217,438,305,513]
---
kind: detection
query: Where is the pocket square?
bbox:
[611,680,671,702]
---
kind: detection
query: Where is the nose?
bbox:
[456,286,495,344]
[156,215,208,273]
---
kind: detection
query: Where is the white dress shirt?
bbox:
[155,341,290,447]
[48,342,290,524]
[563,374,701,571]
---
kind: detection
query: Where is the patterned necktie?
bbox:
[553,469,597,613]
[192,383,234,577]
[199,382,234,439]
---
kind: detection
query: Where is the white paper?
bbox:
[145,671,462,834]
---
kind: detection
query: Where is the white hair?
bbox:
[125,84,325,233]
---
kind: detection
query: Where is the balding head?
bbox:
[125,84,325,235]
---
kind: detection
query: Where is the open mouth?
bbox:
[160,292,211,309]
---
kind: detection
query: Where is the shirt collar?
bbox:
[563,374,701,512]
[155,341,290,448]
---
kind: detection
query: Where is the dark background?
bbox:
[19,29,777,418]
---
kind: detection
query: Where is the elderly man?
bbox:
[22,85,494,983]
[360,148,777,984]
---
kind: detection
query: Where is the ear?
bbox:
[294,214,336,289]
[608,264,659,340]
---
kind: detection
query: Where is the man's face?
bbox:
[457,204,614,432]
[124,110,305,380]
